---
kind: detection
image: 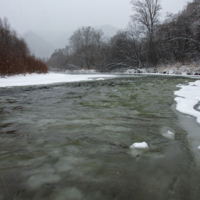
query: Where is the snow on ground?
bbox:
[130,142,149,150]
[65,69,97,74]
[174,80,200,124]
[124,62,200,75]
[96,78,105,80]
[0,73,116,87]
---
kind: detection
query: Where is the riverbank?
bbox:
[0,73,115,87]
[125,62,200,75]
[174,80,200,124]
[63,62,200,76]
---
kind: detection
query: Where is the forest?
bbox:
[0,18,48,76]
[47,0,200,72]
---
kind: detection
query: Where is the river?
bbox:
[0,75,200,200]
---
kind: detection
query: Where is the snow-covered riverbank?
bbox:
[124,62,200,75]
[0,73,115,87]
[174,80,200,167]
[174,80,200,125]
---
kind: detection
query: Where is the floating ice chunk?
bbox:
[129,142,149,157]
[130,142,149,150]
[167,130,173,134]
[198,146,200,150]
[162,130,175,140]
[96,78,105,80]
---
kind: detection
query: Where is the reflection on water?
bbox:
[0,75,200,200]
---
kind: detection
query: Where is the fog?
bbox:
[0,0,187,34]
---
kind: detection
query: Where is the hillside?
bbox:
[25,24,119,58]
[23,31,55,59]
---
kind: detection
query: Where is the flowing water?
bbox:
[0,75,200,200]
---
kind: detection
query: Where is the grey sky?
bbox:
[0,0,188,34]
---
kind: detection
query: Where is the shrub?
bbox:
[0,18,48,76]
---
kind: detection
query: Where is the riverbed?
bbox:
[0,75,200,200]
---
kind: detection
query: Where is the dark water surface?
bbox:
[0,75,200,200]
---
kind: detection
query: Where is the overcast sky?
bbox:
[0,0,189,34]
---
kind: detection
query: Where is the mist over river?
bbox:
[0,75,200,200]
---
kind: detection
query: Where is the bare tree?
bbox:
[69,27,103,69]
[130,0,162,65]
[108,30,143,69]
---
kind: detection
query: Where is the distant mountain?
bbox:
[95,24,119,37]
[23,25,119,58]
[34,30,71,50]
[23,31,55,59]
[53,32,73,49]
[35,24,119,50]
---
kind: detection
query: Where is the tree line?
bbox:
[48,0,200,72]
[0,18,48,76]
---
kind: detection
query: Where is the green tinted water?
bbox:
[0,75,200,200]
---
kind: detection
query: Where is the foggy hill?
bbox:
[36,24,119,49]
[23,25,119,58]
[34,30,72,50]
[23,31,55,59]
[95,24,119,37]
